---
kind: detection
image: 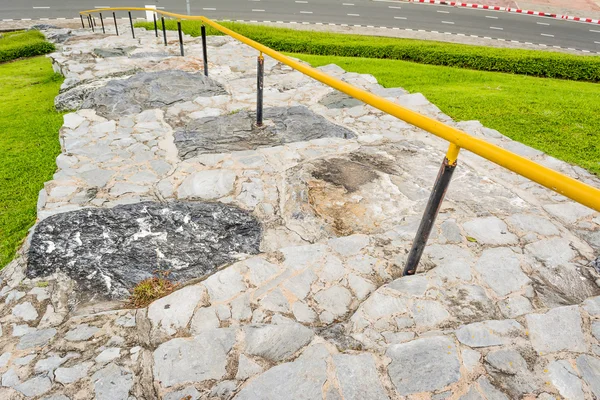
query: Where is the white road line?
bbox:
[536,22,549,25]
[485,15,498,19]
[252,9,265,12]
[394,16,407,19]
[490,26,503,30]
[437,10,449,13]
[342,3,355,5]
[347,13,360,16]
[203,8,216,10]
[553,45,561,48]
[295,1,308,3]
[367,25,374,27]
[32,6,50,8]
[388,6,401,9]
[441,21,454,24]
[3,19,14,21]
[595,41,600,44]
[300,11,313,14]
[22,18,32,20]
[590,29,600,33]
[541,33,554,37]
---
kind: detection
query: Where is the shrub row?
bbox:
[0,31,55,63]
[136,20,600,82]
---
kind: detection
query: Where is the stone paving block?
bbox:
[548,360,585,400]
[333,353,389,400]
[576,355,600,398]
[526,306,587,353]
[92,363,134,400]
[475,248,530,297]
[243,322,314,362]
[386,336,461,395]
[462,217,518,245]
[455,319,524,347]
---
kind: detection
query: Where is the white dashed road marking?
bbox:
[347,13,360,16]
[441,21,454,24]
[485,15,498,19]
[537,22,549,25]
[490,26,503,30]
[394,16,407,19]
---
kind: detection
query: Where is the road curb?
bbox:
[407,0,600,25]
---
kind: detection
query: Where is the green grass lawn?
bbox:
[0,30,55,63]
[291,54,600,176]
[0,56,63,268]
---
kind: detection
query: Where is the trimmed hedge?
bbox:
[0,31,56,63]
[136,20,600,82]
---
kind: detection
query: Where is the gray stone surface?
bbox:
[11,302,38,321]
[526,306,587,353]
[80,70,227,119]
[92,363,133,400]
[477,377,509,400]
[153,328,236,387]
[174,106,355,158]
[93,47,136,58]
[14,376,52,397]
[319,91,364,109]
[55,361,93,384]
[498,296,533,318]
[455,319,523,347]
[410,300,450,327]
[484,349,537,396]
[576,355,600,398]
[17,328,56,350]
[475,248,530,296]
[149,285,206,335]
[244,322,314,362]
[177,170,236,200]
[548,360,584,400]
[27,201,261,298]
[386,336,461,395]
[236,354,263,380]
[333,353,389,400]
[235,344,329,400]
[314,286,352,319]
[64,324,99,341]
[164,387,201,400]
[462,217,517,245]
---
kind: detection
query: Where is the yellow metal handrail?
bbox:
[80,7,600,213]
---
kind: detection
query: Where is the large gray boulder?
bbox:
[174,106,356,158]
[26,201,261,299]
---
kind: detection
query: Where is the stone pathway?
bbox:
[1,26,599,399]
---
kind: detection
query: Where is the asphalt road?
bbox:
[2,0,600,52]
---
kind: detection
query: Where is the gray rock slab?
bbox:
[583,296,600,316]
[244,322,314,362]
[14,376,52,397]
[475,248,530,297]
[153,328,236,387]
[525,306,586,353]
[164,386,201,400]
[0,353,10,368]
[525,238,575,267]
[411,300,450,328]
[236,354,263,380]
[319,91,363,109]
[507,214,559,236]
[27,201,261,299]
[81,70,227,119]
[455,319,523,348]
[386,336,461,395]
[314,286,352,318]
[388,275,428,297]
[17,328,56,350]
[333,353,389,400]
[55,361,93,384]
[576,355,600,398]
[462,217,517,245]
[498,296,533,318]
[92,363,134,400]
[11,302,38,321]
[93,47,136,58]
[234,343,329,400]
[484,349,537,396]
[177,170,236,200]
[459,387,484,400]
[548,360,584,400]
[149,285,206,336]
[477,376,509,400]
[65,324,99,341]
[174,106,355,158]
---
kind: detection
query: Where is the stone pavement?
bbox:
[0,26,599,399]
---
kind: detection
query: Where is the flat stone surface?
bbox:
[148,285,205,336]
[153,328,236,387]
[462,217,518,245]
[80,70,227,119]
[484,349,537,396]
[11,302,38,321]
[526,306,587,353]
[333,353,389,400]
[55,361,93,384]
[319,91,363,109]
[576,355,600,398]
[410,300,450,328]
[235,344,329,400]
[314,286,352,318]
[92,363,134,400]
[65,324,99,341]
[177,170,236,200]
[164,387,201,400]
[244,322,314,362]
[14,376,52,397]
[236,354,263,380]
[27,201,261,298]
[475,248,530,297]
[17,328,56,350]
[525,238,576,267]
[455,320,523,347]
[174,106,355,158]
[386,336,461,395]
[548,360,584,400]
[477,376,509,400]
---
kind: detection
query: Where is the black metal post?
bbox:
[201,25,208,76]
[93,17,96,27]
[99,13,105,34]
[161,17,167,46]
[80,15,85,29]
[257,54,264,126]
[90,16,95,32]
[177,21,184,56]
[128,11,135,39]
[153,13,158,37]
[402,156,457,276]
[113,12,119,36]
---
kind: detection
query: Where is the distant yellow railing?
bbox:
[79,7,600,274]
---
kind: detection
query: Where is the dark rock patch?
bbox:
[80,70,227,119]
[174,106,355,158]
[319,91,363,109]
[28,24,61,30]
[311,159,379,193]
[26,201,262,299]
